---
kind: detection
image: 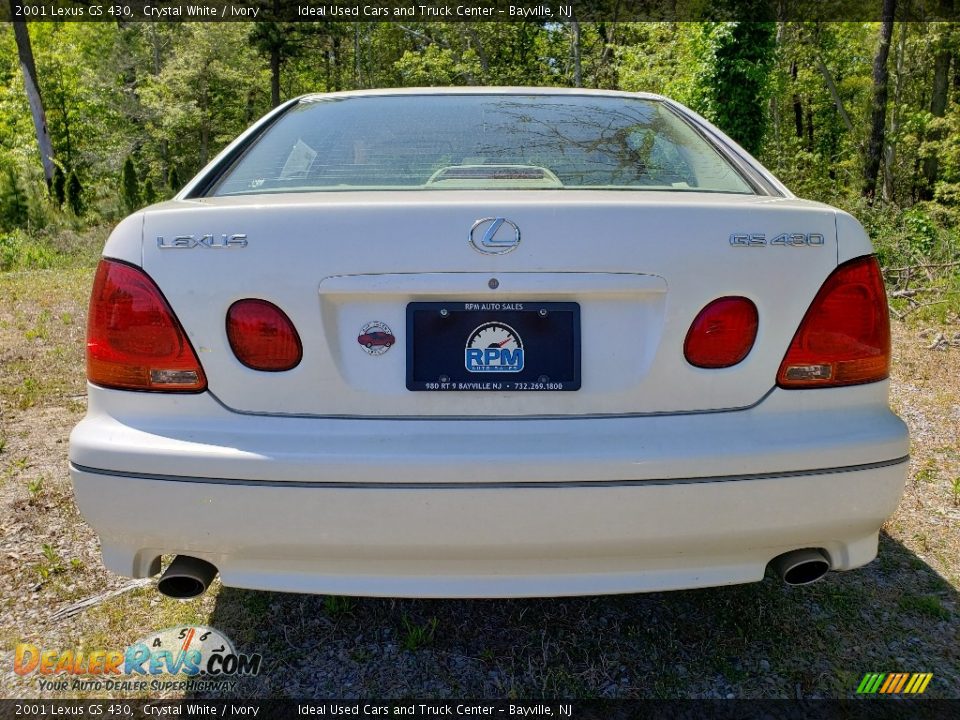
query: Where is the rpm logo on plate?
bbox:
[465,322,524,373]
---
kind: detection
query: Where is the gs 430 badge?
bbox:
[406,302,580,391]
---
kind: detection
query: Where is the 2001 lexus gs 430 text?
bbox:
[69,88,909,599]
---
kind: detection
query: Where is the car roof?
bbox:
[297,87,667,104]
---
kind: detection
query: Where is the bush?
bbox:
[0,166,30,230]
[121,156,141,212]
[66,170,84,216]
[142,178,157,206]
[0,230,58,272]
[51,166,66,208]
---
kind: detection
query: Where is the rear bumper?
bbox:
[71,461,906,597]
[69,384,909,597]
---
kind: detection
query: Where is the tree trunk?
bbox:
[954,50,960,96]
[921,47,951,196]
[884,22,908,202]
[466,27,489,73]
[862,0,896,200]
[148,23,169,186]
[816,56,855,135]
[353,22,361,89]
[791,61,803,138]
[270,46,281,107]
[10,0,55,186]
[570,19,582,88]
[333,35,341,92]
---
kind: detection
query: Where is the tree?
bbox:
[138,24,267,174]
[121,156,141,212]
[8,0,55,186]
[66,169,82,216]
[51,165,65,207]
[142,179,157,205]
[921,21,954,198]
[249,0,303,107]
[691,21,777,156]
[0,165,29,229]
[863,0,897,199]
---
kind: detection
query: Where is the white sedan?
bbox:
[69,88,908,598]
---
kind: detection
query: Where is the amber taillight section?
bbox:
[86,259,206,391]
[777,255,890,388]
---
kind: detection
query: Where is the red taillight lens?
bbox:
[777,255,890,388]
[684,297,759,368]
[226,299,302,371]
[87,259,206,391]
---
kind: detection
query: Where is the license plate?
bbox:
[406,302,580,391]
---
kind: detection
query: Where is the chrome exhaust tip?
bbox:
[770,549,831,586]
[157,556,218,599]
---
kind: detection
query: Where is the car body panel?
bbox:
[137,192,843,417]
[72,462,904,597]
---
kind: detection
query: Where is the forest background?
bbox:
[2,13,960,314]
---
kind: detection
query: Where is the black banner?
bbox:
[1,700,959,719]
[4,0,960,23]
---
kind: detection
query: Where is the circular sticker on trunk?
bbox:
[358,321,395,355]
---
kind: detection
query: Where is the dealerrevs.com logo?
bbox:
[14,626,261,693]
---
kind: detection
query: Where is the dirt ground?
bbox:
[0,267,957,699]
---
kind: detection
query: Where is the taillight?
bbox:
[684,297,759,368]
[777,255,890,388]
[226,299,302,371]
[87,259,206,391]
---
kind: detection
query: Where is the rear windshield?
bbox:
[211,94,755,196]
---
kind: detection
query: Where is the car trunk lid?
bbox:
[140,190,838,417]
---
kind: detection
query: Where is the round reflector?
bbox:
[684,297,759,369]
[226,299,302,372]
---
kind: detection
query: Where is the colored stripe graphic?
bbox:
[857,673,883,693]
[879,674,897,693]
[857,672,932,694]
[892,674,909,693]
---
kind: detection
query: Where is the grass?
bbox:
[323,595,355,618]
[27,475,44,498]
[0,266,94,411]
[400,615,438,652]
[898,594,951,621]
[0,251,958,699]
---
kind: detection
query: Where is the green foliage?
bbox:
[322,595,354,617]
[121,156,141,213]
[690,21,777,156]
[617,24,698,98]
[897,594,951,620]
[0,230,57,271]
[66,170,83,216]
[395,45,482,86]
[142,178,157,206]
[0,166,29,230]
[138,24,268,178]
[51,165,66,207]
[902,207,937,258]
[400,615,438,651]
